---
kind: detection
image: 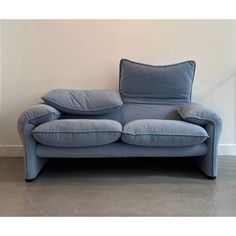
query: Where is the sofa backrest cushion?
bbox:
[119,59,196,105]
[42,89,123,115]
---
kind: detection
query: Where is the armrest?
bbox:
[177,103,223,177]
[177,103,222,127]
[17,104,61,180]
[18,104,61,136]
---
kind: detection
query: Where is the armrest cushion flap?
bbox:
[18,104,61,133]
[177,103,222,126]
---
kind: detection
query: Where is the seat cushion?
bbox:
[32,119,122,147]
[42,89,123,115]
[121,119,208,147]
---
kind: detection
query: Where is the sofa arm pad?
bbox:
[17,104,61,135]
[177,103,222,127]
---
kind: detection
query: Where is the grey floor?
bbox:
[0,156,236,216]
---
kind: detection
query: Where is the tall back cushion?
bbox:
[119,59,196,105]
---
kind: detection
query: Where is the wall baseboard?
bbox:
[0,144,236,157]
[218,144,236,156]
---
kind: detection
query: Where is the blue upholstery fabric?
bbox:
[42,89,123,115]
[120,59,196,105]
[17,60,222,180]
[177,103,222,126]
[36,142,208,158]
[17,104,61,180]
[177,103,223,177]
[121,103,181,125]
[121,119,208,147]
[60,103,181,126]
[60,109,122,124]
[32,119,122,147]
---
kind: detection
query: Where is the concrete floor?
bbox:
[0,156,236,216]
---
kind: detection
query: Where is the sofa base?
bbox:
[23,142,212,180]
[36,142,208,158]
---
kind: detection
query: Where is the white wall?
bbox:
[1,20,236,156]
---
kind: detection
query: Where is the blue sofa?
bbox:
[18,59,222,181]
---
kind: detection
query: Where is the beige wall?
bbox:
[1,20,236,155]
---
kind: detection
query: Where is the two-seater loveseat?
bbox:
[18,59,222,181]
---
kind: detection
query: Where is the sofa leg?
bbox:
[24,158,48,181]
[197,155,218,180]
[199,166,217,179]
[25,177,37,182]
[207,176,216,180]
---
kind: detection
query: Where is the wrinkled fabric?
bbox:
[120,59,195,105]
[42,89,123,115]
[121,119,208,147]
[32,119,122,147]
